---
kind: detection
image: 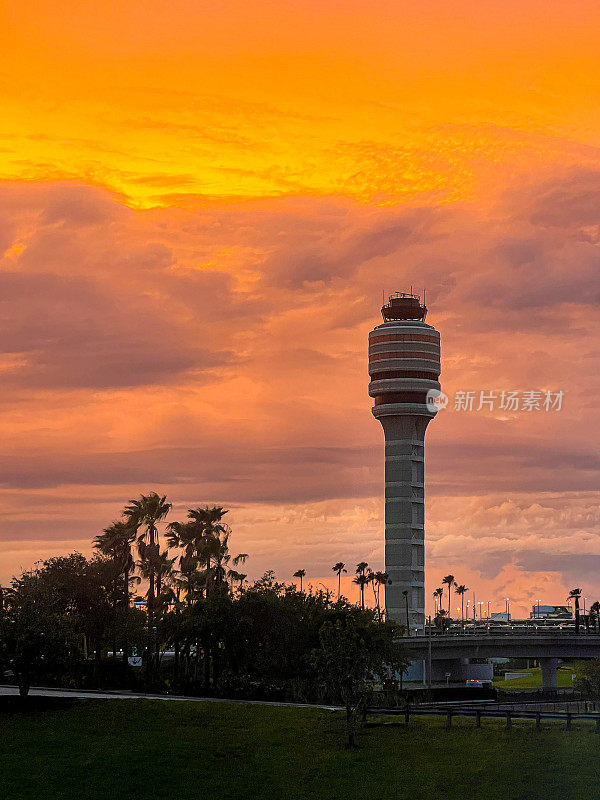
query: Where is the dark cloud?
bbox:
[0,444,379,503]
[0,270,231,389]
[527,169,600,229]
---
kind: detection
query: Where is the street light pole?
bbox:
[402,589,409,634]
[427,615,432,690]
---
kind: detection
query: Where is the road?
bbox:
[0,684,340,710]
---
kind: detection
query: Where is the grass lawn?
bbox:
[1,698,598,800]
[494,665,577,690]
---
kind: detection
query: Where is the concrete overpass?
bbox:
[400,632,600,688]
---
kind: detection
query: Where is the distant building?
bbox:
[490,612,510,622]
[530,604,572,619]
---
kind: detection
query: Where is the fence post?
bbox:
[506,712,512,729]
[566,713,572,730]
[446,710,452,729]
[536,712,541,730]
[476,710,481,728]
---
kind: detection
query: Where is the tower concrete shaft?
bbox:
[368,293,441,632]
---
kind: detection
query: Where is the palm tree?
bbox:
[187,506,229,592]
[354,563,369,609]
[332,562,347,600]
[228,570,247,591]
[94,521,137,665]
[353,574,369,609]
[137,550,175,610]
[123,492,171,675]
[293,569,306,591]
[373,571,389,620]
[442,574,455,614]
[165,520,199,603]
[454,584,468,629]
[224,552,248,593]
[434,608,449,632]
[433,587,444,614]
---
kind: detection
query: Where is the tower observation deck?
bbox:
[369,292,441,631]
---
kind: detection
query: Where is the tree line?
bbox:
[0,491,405,743]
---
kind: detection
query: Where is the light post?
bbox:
[537,599,541,619]
[487,600,490,619]
[466,600,470,626]
[478,601,484,620]
[318,583,331,603]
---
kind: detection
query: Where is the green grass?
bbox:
[0,699,598,800]
[494,666,577,690]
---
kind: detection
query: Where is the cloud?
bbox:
[0,175,598,616]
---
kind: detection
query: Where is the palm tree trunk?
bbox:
[338,571,341,600]
[122,566,129,667]
[212,634,221,690]
[147,524,156,683]
[203,637,211,693]
[147,569,155,682]
[155,571,162,666]
[112,577,118,660]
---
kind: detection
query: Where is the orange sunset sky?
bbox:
[1,0,600,617]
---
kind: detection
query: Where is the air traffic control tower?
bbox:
[368,292,441,632]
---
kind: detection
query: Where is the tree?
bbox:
[293,569,306,592]
[227,553,248,593]
[354,563,369,609]
[166,520,200,603]
[124,492,172,677]
[372,571,389,620]
[311,612,404,747]
[227,570,247,592]
[442,575,455,614]
[332,562,347,600]
[434,608,450,632]
[454,584,468,629]
[1,570,80,696]
[433,587,444,613]
[94,521,137,665]
[187,506,229,590]
[575,660,600,699]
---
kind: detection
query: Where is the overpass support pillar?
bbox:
[540,658,558,690]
